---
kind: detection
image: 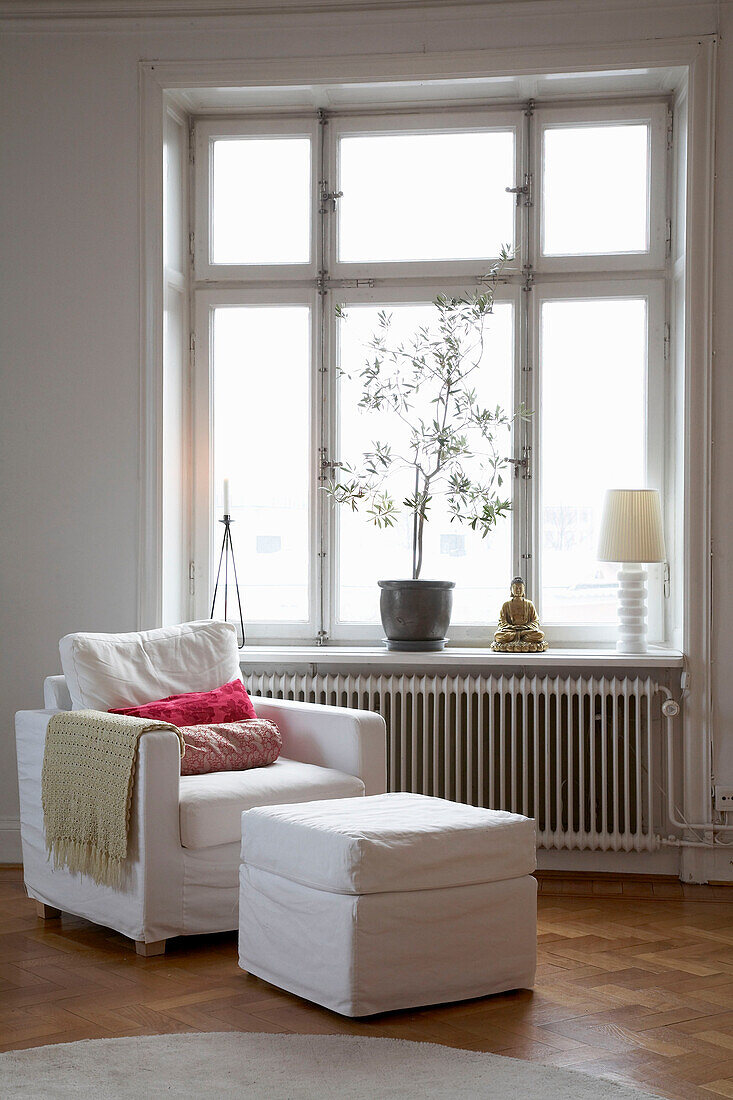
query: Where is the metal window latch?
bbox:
[319,449,343,481]
[506,173,532,206]
[320,187,343,213]
[507,445,531,480]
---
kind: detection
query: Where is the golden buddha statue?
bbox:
[492,576,548,652]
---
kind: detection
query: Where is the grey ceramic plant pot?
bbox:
[378,579,455,651]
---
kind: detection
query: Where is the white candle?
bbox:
[223,478,231,515]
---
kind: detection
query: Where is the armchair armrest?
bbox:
[15,708,185,942]
[250,697,387,795]
[16,708,182,842]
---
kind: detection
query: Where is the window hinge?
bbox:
[663,561,671,599]
[188,561,196,596]
[188,120,195,165]
[521,552,532,560]
[663,322,670,361]
[666,109,674,152]
[319,447,343,481]
[506,172,533,207]
[189,332,196,353]
[189,232,195,259]
[665,218,672,259]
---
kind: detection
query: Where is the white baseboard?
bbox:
[0,816,22,863]
[537,847,681,877]
[680,845,733,884]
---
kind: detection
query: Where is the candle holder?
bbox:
[210,513,245,648]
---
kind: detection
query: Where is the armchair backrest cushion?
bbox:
[59,620,242,711]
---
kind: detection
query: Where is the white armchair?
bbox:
[15,624,387,957]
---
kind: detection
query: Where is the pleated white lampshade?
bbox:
[597,489,666,563]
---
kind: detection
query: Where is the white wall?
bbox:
[0,0,726,863]
[161,107,190,627]
[711,10,733,792]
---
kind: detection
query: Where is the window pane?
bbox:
[338,131,515,263]
[211,138,310,265]
[542,124,649,255]
[213,306,310,621]
[337,301,514,626]
[540,298,647,623]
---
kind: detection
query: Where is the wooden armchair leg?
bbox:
[35,900,61,919]
[135,939,167,957]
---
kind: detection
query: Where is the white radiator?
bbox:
[247,670,664,853]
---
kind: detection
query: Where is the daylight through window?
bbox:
[191,99,670,645]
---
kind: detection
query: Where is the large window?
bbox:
[192,98,670,645]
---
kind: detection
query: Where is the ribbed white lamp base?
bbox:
[615,562,648,654]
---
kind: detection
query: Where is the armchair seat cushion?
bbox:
[179,758,365,850]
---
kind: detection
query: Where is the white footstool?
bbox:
[238,793,537,1017]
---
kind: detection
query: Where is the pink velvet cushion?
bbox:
[180,719,282,776]
[109,678,256,725]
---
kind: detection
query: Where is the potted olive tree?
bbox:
[326,249,527,650]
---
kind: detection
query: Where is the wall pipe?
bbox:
[660,686,733,838]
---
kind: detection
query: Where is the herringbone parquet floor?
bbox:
[1,866,732,1099]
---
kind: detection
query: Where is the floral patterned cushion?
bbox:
[109,678,256,725]
[180,719,282,776]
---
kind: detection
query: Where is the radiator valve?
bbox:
[662,699,680,718]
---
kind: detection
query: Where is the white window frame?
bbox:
[529,279,667,646]
[328,109,524,283]
[326,280,522,645]
[532,101,669,274]
[193,116,321,283]
[192,286,321,641]
[190,98,672,647]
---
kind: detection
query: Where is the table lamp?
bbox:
[597,489,666,653]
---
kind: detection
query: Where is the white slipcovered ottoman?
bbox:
[238,792,537,1017]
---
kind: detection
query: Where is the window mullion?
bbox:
[316,110,330,644]
[313,277,328,644]
[518,99,538,604]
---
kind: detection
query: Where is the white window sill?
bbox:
[239,645,684,670]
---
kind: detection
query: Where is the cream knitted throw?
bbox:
[42,710,184,888]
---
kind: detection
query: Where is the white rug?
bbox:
[0,1032,660,1098]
